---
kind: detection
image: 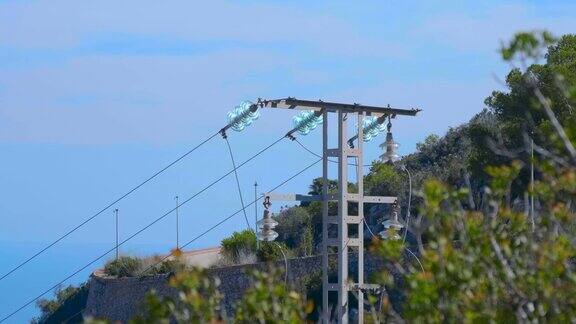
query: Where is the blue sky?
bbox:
[0,0,574,322]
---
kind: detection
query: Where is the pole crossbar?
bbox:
[258,97,421,116]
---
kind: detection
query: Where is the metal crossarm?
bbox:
[265,193,396,204]
[258,97,421,117]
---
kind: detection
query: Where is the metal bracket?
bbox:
[364,196,397,204]
[265,193,323,202]
[349,283,384,293]
[219,128,228,139]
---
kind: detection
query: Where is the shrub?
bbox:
[33,284,85,323]
[296,223,314,257]
[139,254,188,276]
[103,256,142,277]
[156,259,187,275]
[220,230,257,264]
[257,241,290,262]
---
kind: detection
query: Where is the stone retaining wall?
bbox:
[83,254,391,322]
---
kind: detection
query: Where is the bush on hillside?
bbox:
[104,256,142,277]
[33,284,86,323]
[257,241,291,262]
[220,230,258,265]
[141,254,188,276]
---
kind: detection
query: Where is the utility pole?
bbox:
[530,133,535,230]
[175,196,180,249]
[254,182,259,250]
[255,98,420,323]
[114,208,119,261]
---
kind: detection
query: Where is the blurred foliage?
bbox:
[234,268,312,323]
[131,267,224,323]
[371,165,576,322]
[129,267,311,324]
[367,30,576,323]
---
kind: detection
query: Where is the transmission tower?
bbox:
[256,98,420,323]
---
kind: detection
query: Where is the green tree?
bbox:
[369,31,576,323]
[297,223,314,256]
[33,285,83,323]
[472,31,576,189]
[416,134,440,151]
[274,206,315,256]
[364,162,403,197]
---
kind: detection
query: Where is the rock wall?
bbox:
[84,254,390,322]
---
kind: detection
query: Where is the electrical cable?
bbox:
[138,157,321,276]
[404,247,424,272]
[363,217,377,239]
[274,242,288,284]
[363,218,423,272]
[223,136,252,232]
[0,134,289,323]
[0,130,221,283]
[401,166,412,243]
[60,158,323,323]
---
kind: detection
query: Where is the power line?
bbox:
[223,134,252,232]
[5,158,322,323]
[0,130,221,283]
[61,158,321,323]
[0,134,287,323]
[138,157,322,276]
[363,218,423,272]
